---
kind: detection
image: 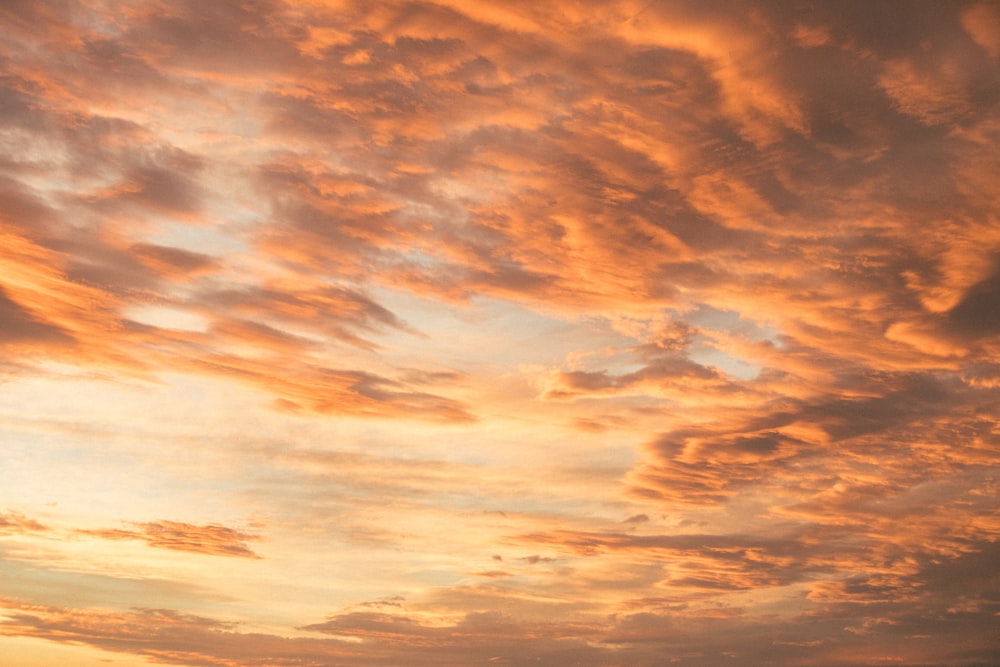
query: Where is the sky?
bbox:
[0,1,998,665]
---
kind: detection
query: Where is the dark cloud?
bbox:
[946,257,1000,338]
[631,367,998,504]
[0,286,74,344]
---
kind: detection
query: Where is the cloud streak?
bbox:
[78,521,262,559]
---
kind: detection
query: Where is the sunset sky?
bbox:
[1,1,999,665]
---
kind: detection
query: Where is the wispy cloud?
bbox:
[78,521,262,559]
[0,511,48,536]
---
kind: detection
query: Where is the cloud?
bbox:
[129,243,219,280]
[0,511,48,536]
[0,602,343,667]
[962,2,1000,58]
[79,521,262,559]
[0,2,998,667]
[0,286,74,345]
[0,1,477,420]
[0,599,611,667]
[945,256,1000,339]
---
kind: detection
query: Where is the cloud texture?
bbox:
[1,1,998,665]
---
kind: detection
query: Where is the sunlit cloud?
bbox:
[1,0,997,665]
[77,521,263,559]
[0,512,48,537]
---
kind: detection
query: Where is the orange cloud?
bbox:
[0,511,48,536]
[1,2,998,666]
[78,521,262,559]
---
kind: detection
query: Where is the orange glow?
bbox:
[1,2,997,665]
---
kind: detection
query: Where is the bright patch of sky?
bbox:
[685,304,783,379]
[123,305,210,332]
[371,287,637,371]
[144,220,250,257]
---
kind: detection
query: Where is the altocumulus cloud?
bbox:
[0,1,998,666]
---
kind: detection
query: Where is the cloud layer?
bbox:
[0,1,997,665]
